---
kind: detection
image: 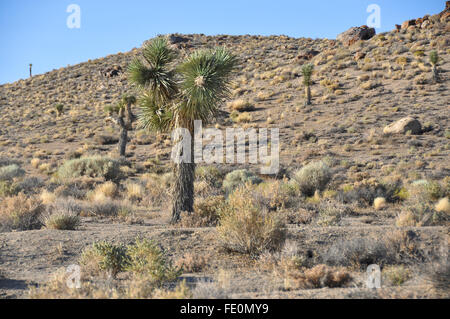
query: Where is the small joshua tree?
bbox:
[106,94,137,157]
[29,63,32,77]
[128,37,237,223]
[302,63,314,106]
[55,104,64,117]
[429,50,439,83]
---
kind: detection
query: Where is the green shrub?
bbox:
[0,164,25,181]
[0,180,20,197]
[126,238,181,285]
[293,161,332,196]
[217,184,286,256]
[222,169,262,194]
[80,241,129,278]
[57,156,123,182]
[180,195,225,227]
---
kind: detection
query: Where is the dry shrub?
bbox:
[282,264,352,290]
[57,156,123,182]
[82,200,125,218]
[142,172,173,207]
[228,99,255,112]
[179,195,225,227]
[254,179,298,211]
[293,160,332,197]
[40,190,57,205]
[175,253,209,273]
[222,169,262,195]
[0,193,44,231]
[373,197,387,210]
[435,197,450,214]
[88,181,118,201]
[217,184,286,256]
[40,198,82,230]
[0,164,25,181]
[383,265,412,286]
[125,182,144,202]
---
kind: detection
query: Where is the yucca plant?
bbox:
[302,63,314,105]
[128,37,237,223]
[106,94,137,157]
[29,63,32,77]
[429,50,439,83]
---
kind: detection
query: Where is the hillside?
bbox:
[0,4,449,299]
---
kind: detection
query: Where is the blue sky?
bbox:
[0,0,445,84]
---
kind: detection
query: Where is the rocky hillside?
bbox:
[0,5,448,177]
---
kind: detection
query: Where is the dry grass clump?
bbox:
[125,182,144,202]
[179,195,225,227]
[282,264,352,290]
[373,197,387,210]
[230,111,252,123]
[293,160,332,197]
[88,181,118,201]
[228,99,255,112]
[56,156,123,182]
[175,253,209,273]
[435,197,450,214]
[40,198,82,230]
[0,193,44,231]
[217,184,286,256]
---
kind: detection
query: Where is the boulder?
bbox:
[401,19,416,29]
[337,26,376,46]
[383,117,422,135]
[167,34,190,44]
[395,24,402,32]
[421,20,431,29]
[296,50,320,61]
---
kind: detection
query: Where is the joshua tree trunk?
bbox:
[432,65,439,83]
[117,107,130,158]
[171,131,195,223]
[305,85,311,105]
[119,127,128,157]
[171,161,195,223]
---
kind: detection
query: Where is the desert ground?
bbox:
[0,5,449,299]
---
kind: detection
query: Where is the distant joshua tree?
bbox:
[302,63,314,106]
[106,94,137,157]
[29,63,32,77]
[429,50,439,83]
[128,37,237,223]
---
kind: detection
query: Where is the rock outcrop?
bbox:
[383,117,422,135]
[337,26,375,46]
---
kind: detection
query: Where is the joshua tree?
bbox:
[302,63,314,106]
[429,50,439,83]
[128,37,237,223]
[55,104,64,116]
[106,94,137,157]
[29,63,32,77]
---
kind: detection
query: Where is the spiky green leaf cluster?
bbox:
[301,63,314,86]
[128,37,237,133]
[429,50,439,66]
